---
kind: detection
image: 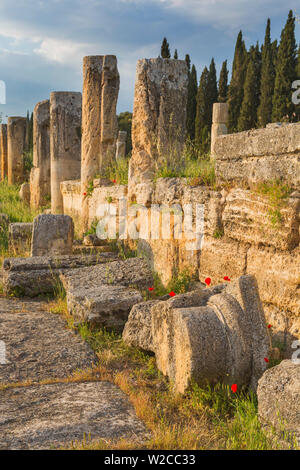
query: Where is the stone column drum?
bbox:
[50,92,82,214]
[81,55,119,230]
[115,131,127,160]
[128,58,188,196]
[30,100,50,209]
[7,117,27,184]
[211,103,229,157]
[0,124,8,180]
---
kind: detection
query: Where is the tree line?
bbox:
[160,10,300,153]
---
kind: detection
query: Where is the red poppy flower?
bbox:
[231,384,237,393]
[205,278,211,286]
[267,324,272,329]
[148,287,154,292]
[224,276,231,281]
[112,179,117,184]
[264,358,269,363]
[83,192,87,196]
[169,291,176,297]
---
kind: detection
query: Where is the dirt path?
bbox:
[0,298,147,450]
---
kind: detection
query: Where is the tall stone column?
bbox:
[115,131,127,160]
[211,103,228,157]
[81,55,119,230]
[50,92,82,214]
[0,124,8,180]
[7,117,26,184]
[30,100,50,209]
[128,58,188,197]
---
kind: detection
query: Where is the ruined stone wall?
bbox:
[61,176,300,352]
[214,122,300,189]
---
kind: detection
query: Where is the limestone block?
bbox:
[31,214,74,257]
[151,275,268,393]
[8,223,32,254]
[122,300,161,351]
[212,103,229,124]
[30,99,50,209]
[19,183,30,205]
[129,58,188,192]
[50,92,82,214]
[0,124,8,180]
[116,130,127,160]
[257,360,300,446]
[7,117,26,184]
[67,285,143,328]
[222,188,300,251]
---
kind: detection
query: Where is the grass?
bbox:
[103,157,129,185]
[0,179,39,264]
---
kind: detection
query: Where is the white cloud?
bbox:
[33,38,98,66]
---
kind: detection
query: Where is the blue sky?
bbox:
[0,0,299,121]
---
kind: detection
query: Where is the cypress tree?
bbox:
[207,58,218,129]
[272,10,297,122]
[185,54,191,72]
[161,38,171,59]
[228,31,248,132]
[218,60,228,102]
[258,19,276,127]
[195,67,210,152]
[297,44,300,78]
[174,49,178,59]
[186,64,198,141]
[238,45,262,131]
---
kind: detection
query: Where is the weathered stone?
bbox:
[83,233,105,246]
[7,117,27,184]
[81,56,119,230]
[116,130,127,160]
[211,103,228,156]
[224,275,269,389]
[61,257,153,294]
[212,103,229,124]
[19,182,30,205]
[0,124,8,180]
[257,360,300,446]
[30,99,50,209]
[0,298,97,383]
[151,275,268,393]
[0,381,147,450]
[67,285,143,328]
[128,58,188,196]
[122,300,160,351]
[2,253,119,297]
[214,123,300,188]
[31,214,74,257]
[50,92,82,214]
[222,188,300,251]
[8,222,33,255]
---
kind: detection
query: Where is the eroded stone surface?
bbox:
[0,381,147,450]
[8,222,33,255]
[7,117,27,185]
[0,124,8,180]
[0,298,97,383]
[257,360,300,446]
[31,214,74,257]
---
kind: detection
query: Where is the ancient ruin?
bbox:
[115,130,127,160]
[31,214,74,257]
[7,117,26,184]
[0,124,8,180]
[128,58,188,197]
[30,99,50,209]
[211,102,228,156]
[50,91,82,214]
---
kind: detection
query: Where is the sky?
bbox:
[0,0,299,121]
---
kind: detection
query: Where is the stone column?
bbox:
[50,92,82,214]
[7,117,26,184]
[30,100,50,209]
[0,124,8,180]
[211,103,228,157]
[115,131,127,160]
[128,58,188,196]
[81,55,119,230]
